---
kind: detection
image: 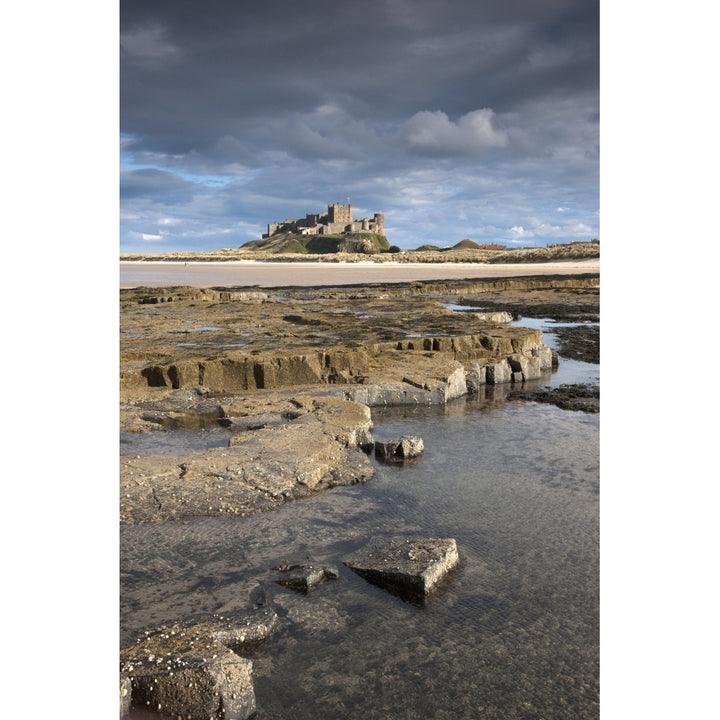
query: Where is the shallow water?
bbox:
[120,411,598,718]
[120,321,599,719]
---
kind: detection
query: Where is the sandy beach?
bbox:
[120,258,599,289]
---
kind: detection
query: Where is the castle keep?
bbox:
[264,203,385,239]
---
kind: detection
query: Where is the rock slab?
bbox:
[345,537,458,600]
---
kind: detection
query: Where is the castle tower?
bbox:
[373,213,385,234]
[328,202,353,224]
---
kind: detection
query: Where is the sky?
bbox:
[119,0,599,252]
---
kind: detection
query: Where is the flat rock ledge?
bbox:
[120,395,375,524]
[119,610,278,720]
[345,537,459,602]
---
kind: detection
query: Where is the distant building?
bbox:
[263,203,385,238]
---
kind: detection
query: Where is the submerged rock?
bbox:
[510,383,600,413]
[205,609,279,653]
[274,563,339,592]
[374,435,425,463]
[345,537,459,601]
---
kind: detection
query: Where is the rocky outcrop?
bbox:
[130,332,550,395]
[345,537,459,602]
[120,278,565,398]
[136,287,269,304]
[119,345,557,525]
[119,611,278,720]
[120,339,556,525]
[334,349,552,407]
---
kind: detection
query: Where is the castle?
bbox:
[263,203,385,239]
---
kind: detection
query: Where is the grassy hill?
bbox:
[241,232,390,255]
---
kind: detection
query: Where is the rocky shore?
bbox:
[120,273,599,525]
[120,270,599,718]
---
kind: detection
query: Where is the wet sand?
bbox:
[120,258,599,289]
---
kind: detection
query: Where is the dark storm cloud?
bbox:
[120,0,599,251]
[121,0,596,151]
[120,168,196,202]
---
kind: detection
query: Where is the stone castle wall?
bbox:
[265,204,384,238]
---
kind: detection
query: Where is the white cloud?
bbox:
[401,109,508,156]
[141,233,164,242]
[509,225,534,239]
[569,222,595,236]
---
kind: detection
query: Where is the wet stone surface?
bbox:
[509,383,600,413]
[553,325,599,364]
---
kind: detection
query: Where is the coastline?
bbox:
[120,258,599,289]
